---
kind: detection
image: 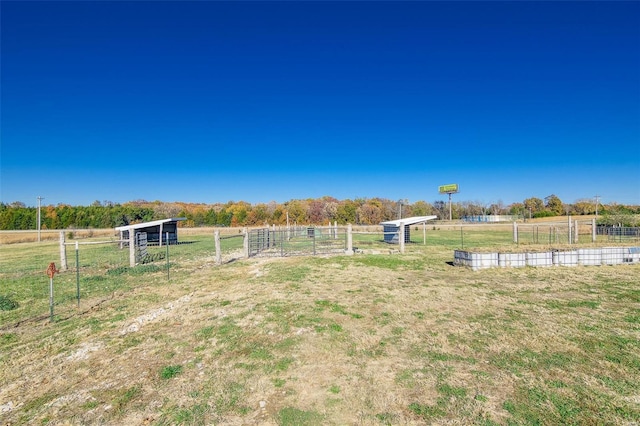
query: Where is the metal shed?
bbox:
[115,218,186,246]
[380,216,438,244]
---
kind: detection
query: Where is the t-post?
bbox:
[46,262,59,322]
[166,232,170,281]
[75,241,80,307]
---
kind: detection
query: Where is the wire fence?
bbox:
[3,222,637,326]
[0,233,221,326]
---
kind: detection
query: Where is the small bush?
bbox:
[160,365,183,379]
[0,295,19,311]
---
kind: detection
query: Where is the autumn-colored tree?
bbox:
[357,199,384,225]
[335,200,357,224]
[544,194,564,215]
[571,199,595,215]
[411,201,434,217]
[523,197,544,217]
[285,200,309,225]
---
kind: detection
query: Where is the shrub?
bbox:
[0,295,19,311]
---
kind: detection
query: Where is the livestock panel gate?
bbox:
[248,225,347,257]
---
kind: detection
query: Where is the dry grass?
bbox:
[1,233,639,425]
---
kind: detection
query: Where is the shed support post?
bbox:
[423,222,426,245]
[345,224,354,255]
[159,222,163,247]
[399,222,405,254]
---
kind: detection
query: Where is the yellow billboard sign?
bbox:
[438,184,459,194]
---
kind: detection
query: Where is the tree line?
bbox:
[1,195,638,230]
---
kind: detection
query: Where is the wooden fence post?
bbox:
[214,230,221,265]
[243,227,249,258]
[513,221,518,244]
[346,224,353,255]
[399,222,405,254]
[59,231,68,271]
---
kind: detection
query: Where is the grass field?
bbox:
[1,227,639,425]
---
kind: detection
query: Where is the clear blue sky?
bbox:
[2,1,639,207]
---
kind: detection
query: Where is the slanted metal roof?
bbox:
[380,215,438,227]
[115,217,186,231]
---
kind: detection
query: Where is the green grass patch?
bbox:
[160,365,183,379]
[277,407,325,426]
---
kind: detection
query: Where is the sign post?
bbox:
[438,184,459,221]
[46,262,59,323]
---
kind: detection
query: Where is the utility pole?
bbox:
[397,199,407,220]
[37,196,44,242]
[594,195,600,219]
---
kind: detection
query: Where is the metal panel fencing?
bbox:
[516,224,573,245]
[597,226,640,243]
[248,226,346,257]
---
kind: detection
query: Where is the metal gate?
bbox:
[248,226,346,257]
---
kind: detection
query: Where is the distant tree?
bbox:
[308,199,326,224]
[285,200,308,225]
[509,202,525,217]
[323,199,339,223]
[460,201,482,217]
[433,200,448,220]
[523,197,544,217]
[357,202,383,225]
[572,199,595,215]
[490,200,506,215]
[411,201,434,217]
[335,200,357,224]
[545,194,564,215]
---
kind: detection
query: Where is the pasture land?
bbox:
[1,227,639,425]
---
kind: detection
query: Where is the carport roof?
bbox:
[380,216,438,227]
[115,218,186,231]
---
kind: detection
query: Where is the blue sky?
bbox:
[2,1,639,207]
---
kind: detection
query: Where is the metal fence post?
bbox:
[76,241,80,307]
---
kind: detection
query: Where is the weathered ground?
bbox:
[1,244,639,425]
